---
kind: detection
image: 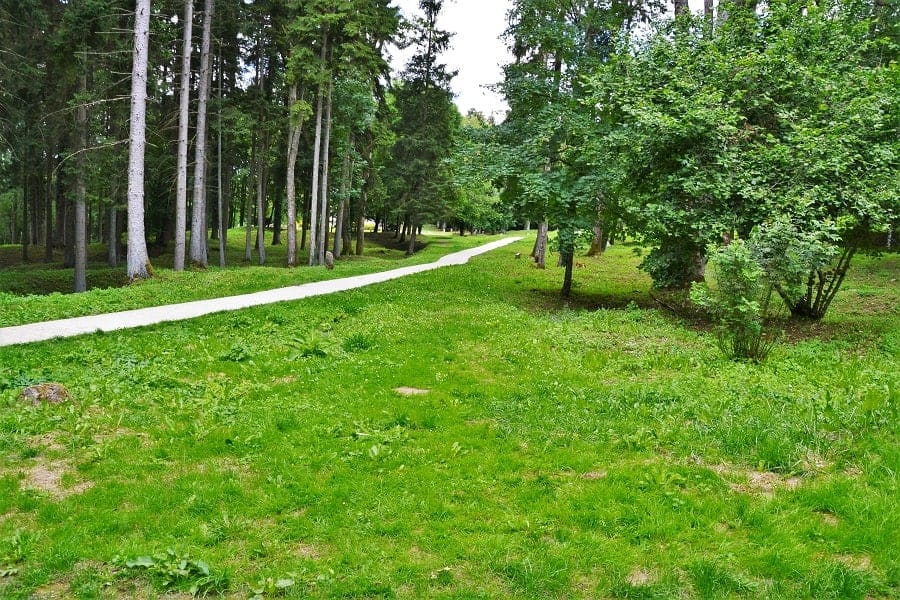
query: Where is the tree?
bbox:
[174,0,194,271]
[500,0,662,294]
[390,0,458,256]
[587,0,898,312]
[189,0,214,267]
[126,0,152,281]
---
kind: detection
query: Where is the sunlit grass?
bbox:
[0,228,507,327]
[0,238,896,598]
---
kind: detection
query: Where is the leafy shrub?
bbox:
[290,330,340,359]
[114,549,228,595]
[342,332,375,353]
[691,239,778,361]
[751,219,845,320]
[220,342,254,362]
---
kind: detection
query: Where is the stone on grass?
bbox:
[20,383,70,404]
[394,387,429,396]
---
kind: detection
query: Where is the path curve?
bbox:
[0,237,522,348]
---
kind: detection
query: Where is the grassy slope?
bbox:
[0,237,897,599]
[0,230,507,327]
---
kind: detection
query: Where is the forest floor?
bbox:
[0,234,897,599]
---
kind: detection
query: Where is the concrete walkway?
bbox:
[0,237,522,348]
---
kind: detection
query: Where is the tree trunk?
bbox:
[74,66,88,292]
[561,249,574,297]
[126,0,152,281]
[21,167,29,262]
[317,75,334,265]
[107,205,118,266]
[300,188,309,255]
[587,222,605,256]
[245,131,255,262]
[355,185,366,256]
[216,40,225,267]
[271,178,282,245]
[674,0,689,16]
[189,0,213,267]
[533,221,548,268]
[174,0,193,271]
[333,139,351,258]
[255,132,268,265]
[406,218,418,256]
[286,83,304,266]
[44,149,54,262]
[308,36,327,266]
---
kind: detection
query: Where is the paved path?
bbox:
[0,237,522,348]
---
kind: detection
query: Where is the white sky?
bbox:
[389,0,709,120]
[390,0,514,120]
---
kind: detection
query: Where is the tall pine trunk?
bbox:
[126,0,152,280]
[189,0,214,267]
[216,41,225,267]
[317,76,334,265]
[285,83,302,266]
[74,65,88,292]
[174,0,193,271]
[308,35,327,266]
[255,133,268,265]
[107,205,118,266]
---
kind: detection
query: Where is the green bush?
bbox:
[691,239,778,361]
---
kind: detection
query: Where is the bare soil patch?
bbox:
[22,460,93,499]
[627,567,656,586]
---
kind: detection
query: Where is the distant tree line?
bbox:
[0,0,507,284]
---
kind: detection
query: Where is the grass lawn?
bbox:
[0,229,507,327]
[0,235,897,598]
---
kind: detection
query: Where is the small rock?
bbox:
[20,383,70,405]
[394,386,429,396]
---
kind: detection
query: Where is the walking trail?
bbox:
[0,237,522,348]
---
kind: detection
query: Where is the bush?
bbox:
[691,239,778,361]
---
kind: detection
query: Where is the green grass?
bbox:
[0,229,507,327]
[0,238,897,598]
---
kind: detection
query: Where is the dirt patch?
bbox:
[28,433,66,453]
[698,460,804,498]
[21,460,93,499]
[273,375,299,385]
[801,452,831,473]
[582,471,608,480]
[465,418,497,428]
[30,580,70,599]
[394,387,430,396]
[19,383,69,405]
[819,511,840,526]
[627,567,656,586]
[295,542,321,559]
[835,554,872,571]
